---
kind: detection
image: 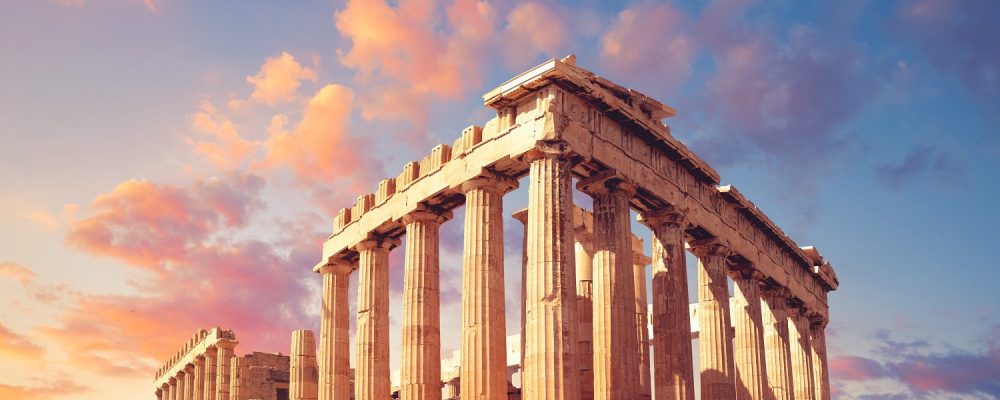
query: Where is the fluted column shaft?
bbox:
[512,209,529,380]
[176,372,187,400]
[216,340,237,400]
[789,308,816,400]
[691,241,736,399]
[810,322,831,400]
[522,142,580,400]
[170,379,178,400]
[292,330,319,400]
[575,235,595,400]
[230,356,244,400]
[204,347,217,400]
[461,177,514,400]
[193,357,205,400]
[158,389,164,400]
[319,262,352,400]
[642,211,694,400]
[356,238,396,400]
[585,180,638,400]
[401,209,449,400]
[633,254,651,400]
[733,270,769,400]
[762,292,794,400]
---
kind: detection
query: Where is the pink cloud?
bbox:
[0,262,36,285]
[0,322,44,361]
[0,376,88,400]
[502,2,569,70]
[828,355,889,381]
[247,52,318,105]
[187,101,259,170]
[65,173,264,271]
[599,1,695,91]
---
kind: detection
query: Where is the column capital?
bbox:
[461,171,519,194]
[730,264,767,283]
[688,238,731,258]
[511,208,528,224]
[215,338,238,351]
[318,258,354,275]
[807,310,829,328]
[400,205,453,225]
[169,377,177,384]
[193,355,205,366]
[638,206,687,230]
[355,236,401,252]
[524,139,572,162]
[183,363,194,372]
[577,169,637,196]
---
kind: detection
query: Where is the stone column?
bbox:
[215,339,237,400]
[400,208,450,400]
[291,330,319,400]
[230,356,245,400]
[762,290,794,400]
[512,209,529,379]
[163,383,171,400]
[157,388,164,400]
[810,318,831,400]
[355,237,397,400]
[318,261,353,400]
[732,269,769,400]
[169,378,178,400]
[193,356,205,400]
[575,232,595,400]
[788,306,816,400]
[522,141,580,399]
[690,240,736,399]
[184,365,196,400]
[460,175,516,400]
[580,174,639,400]
[204,347,217,400]
[176,371,186,400]
[640,209,694,400]
[632,245,652,400]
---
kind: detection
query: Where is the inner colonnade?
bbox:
[312,57,839,400]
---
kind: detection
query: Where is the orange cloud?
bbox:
[187,101,259,169]
[502,2,568,69]
[262,84,376,190]
[0,322,44,361]
[0,376,87,400]
[0,262,35,285]
[247,52,318,105]
[65,173,264,270]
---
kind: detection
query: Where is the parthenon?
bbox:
[311,56,838,399]
[156,56,838,400]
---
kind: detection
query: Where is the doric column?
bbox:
[512,209,529,380]
[193,356,205,400]
[355,237,398,400]
[810,317,831,400]
[762,289,794,400]
[169,378,178,400]
[157,388,164,400]
[215,339,237,400]
[689,239,736,399]
[185,364,195,400]
[632,243,651,400]
[318,261,352,400]
[788,306,816,400]
[522,141,581,399]
[230,356,245,400]
[162,383,171,400]
[400,207,451,400]
[732,268,769,400]
[580,173,639,400]
[460,175,516,400]
[291,329,319,400]
[175,371,186,400]
[575,232,595,400]
[203,347,217,400]
[640,209,694,400]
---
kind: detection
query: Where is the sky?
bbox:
[0,0,998,398]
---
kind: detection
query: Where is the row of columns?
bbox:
[314,141,830,400]
[157,339,236,400]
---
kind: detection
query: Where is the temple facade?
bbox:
[310,57,837,400]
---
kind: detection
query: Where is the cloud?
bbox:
[25,210,60,230]
[896,0,1000,110]
[0,322,44,361]
[599,1,695,91]
[187,100,259,170]
[832,326,1000,398]
[875,145,961,190]
[502,2,569,70]
[0,262,36,285]
[0,376,88,400]
[65,173,265,271]
[247,52,318,105]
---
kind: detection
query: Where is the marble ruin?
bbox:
[156,57,838,400]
